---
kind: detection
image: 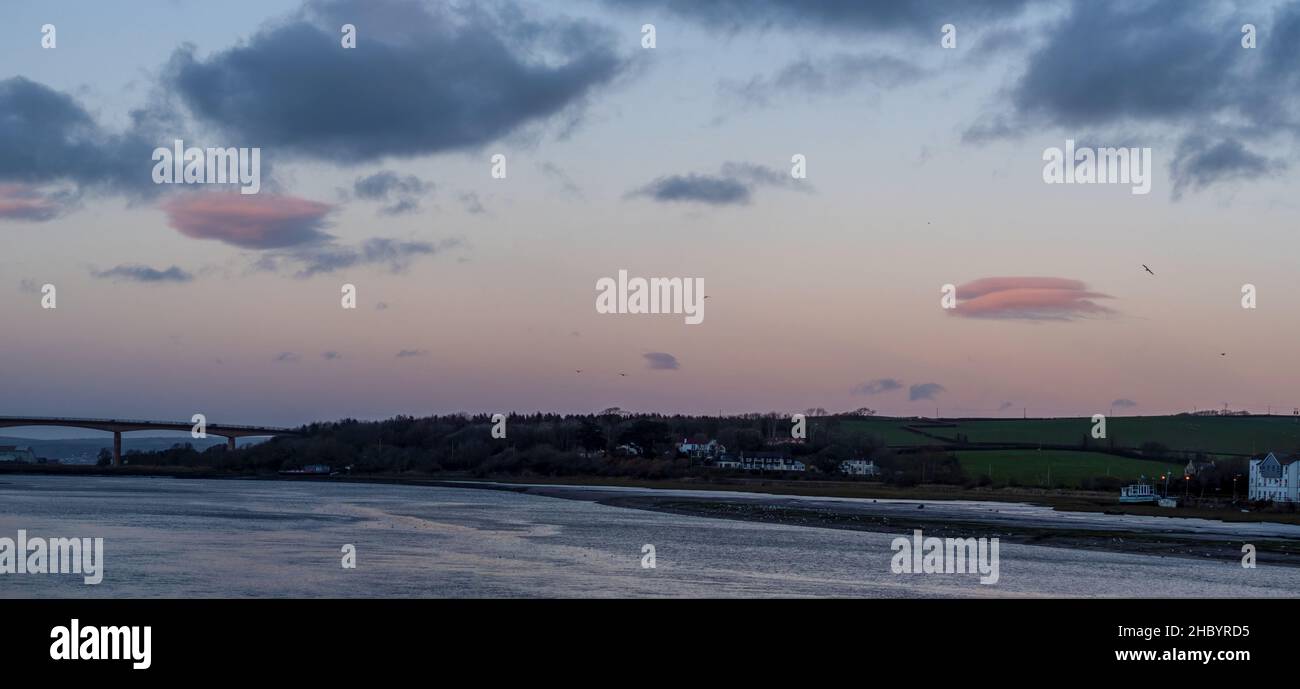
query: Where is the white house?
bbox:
[839,459,879,477]
[1248,452,1299,503]
[739,454,806,472]
[678,438,725,458]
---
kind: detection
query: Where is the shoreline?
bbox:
[596,494,1300,568]
[5,467,1298,566]
[416,479,1300,568]
[3,463,1296,523]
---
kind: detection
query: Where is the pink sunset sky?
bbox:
[3,0,1300,427]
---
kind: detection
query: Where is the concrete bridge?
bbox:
[0,417,298,466]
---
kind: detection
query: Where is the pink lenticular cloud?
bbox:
[161,192,334,249]
[0,184,63,221]
[951,276,1116,321]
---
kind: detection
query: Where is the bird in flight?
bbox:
[618,372,628,377]
[575,369,582,373]
[1142,264,1155,276]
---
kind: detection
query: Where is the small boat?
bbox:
[1157,497,1178,508]
[1119,483,1157,504]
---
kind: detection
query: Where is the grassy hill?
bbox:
[954,449,1180,489]
[837,415,1300,456]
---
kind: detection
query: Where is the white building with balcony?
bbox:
[1248,452,1299,503]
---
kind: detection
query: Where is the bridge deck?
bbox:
[0,416,297,437]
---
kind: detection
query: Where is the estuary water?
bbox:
[0,475,1295,598]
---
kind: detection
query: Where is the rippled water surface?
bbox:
[0,475,1295,598]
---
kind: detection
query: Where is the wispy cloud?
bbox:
[643,352,680,370]
[599,0,1034,36]
[350,170,432,215]
[254,237,461,279]
[458,192,485,215]
[628,161,807,206]
[852,378,903,395]
[0,184,70,221]
[538,161,584,199]
[91,264,194,283]
[909,383,945,401]
[721,53,924,108]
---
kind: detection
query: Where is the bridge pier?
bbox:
[227,436,236,452]
[113,431,121,467]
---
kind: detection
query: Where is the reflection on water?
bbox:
[0,475,1295,598]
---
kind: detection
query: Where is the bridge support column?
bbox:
[227,436,236,452]
[113,431,121,467]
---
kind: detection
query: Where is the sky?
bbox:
[3,0,1300,428]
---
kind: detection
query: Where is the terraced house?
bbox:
[1248,453,1300,503]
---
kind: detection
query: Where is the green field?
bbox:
[835,417,940,445]
[838,415,1300,456]
[955,449,1177,488]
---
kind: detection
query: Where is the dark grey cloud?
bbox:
[395,349,429,358]
[600,0,1034,36]
[629,162,805,206]
[274,352,301,363]
[0,78,158,200]
[632,174,751,205]
[1171,136,1285,198]
[643,352,680,370]
[967,0,1300,195]
[0,0,627,218]
[322,351,342,360]
[91,264,194,283]
[909,382,946,401]
[852,378,903,395]
[352,170,432,215]
[255,237,460,278]
[1007,2,1241,128]
[164,0,627,163]
[1111,398,1138,409]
